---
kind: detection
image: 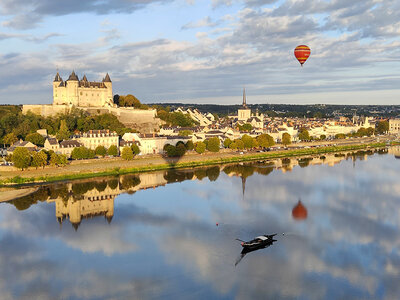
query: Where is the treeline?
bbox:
[163,134,277,157]
[10,148,68,170]
[0,106,132,146]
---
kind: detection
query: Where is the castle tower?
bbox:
[53,72,62,104]
[102,73,113,106]
[66,71,79,106]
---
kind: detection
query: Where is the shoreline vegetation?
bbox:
[0,142,389,187]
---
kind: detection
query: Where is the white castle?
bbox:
[53,71,113,107]
[22,70,161,132]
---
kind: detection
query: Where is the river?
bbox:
[1,148,399,299]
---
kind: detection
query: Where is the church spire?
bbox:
[242,87,247,108]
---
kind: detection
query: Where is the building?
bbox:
[238,88,251,121]
[53,71,113,107]
[389,119,400,134]
[78,130,119,150]
[22,71,161,133]
[44,138,59,152]
[7,140,37,155]
[59,140,82,157]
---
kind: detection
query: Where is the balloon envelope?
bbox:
[294,45,311,66]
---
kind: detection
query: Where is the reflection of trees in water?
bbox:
[72,182,95,196]
[377,148,388,155]
[94,181,107,192]
[194,168,207,181]
[164,170,192,183]
[206,166,220,181]
[223,165,255,178]
[119,175,141,191]
[10,188,49,211]
[108,178,119,190]
[298,157,313,168]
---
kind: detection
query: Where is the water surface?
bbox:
[1,148,400,299]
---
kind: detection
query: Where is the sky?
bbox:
[0,0,400,105]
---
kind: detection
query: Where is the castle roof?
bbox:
[54,72,62,82]
[82,75,88,82]
[58,81,65,87]
[103,73,112,82]
[67,70,79,81]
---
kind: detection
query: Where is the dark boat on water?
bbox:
[235,234,277,266]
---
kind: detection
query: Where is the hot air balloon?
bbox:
[294,45,311,67]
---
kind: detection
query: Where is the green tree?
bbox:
[319,134,326,140]
[121,146,134,160]
[3,133,17,146]
[56,120,70,141]
[238,123,252,132]
[298,129,310,141]
[57,154,68,167]
[335,133,346,139]
[95,145,107,157]
[131,144,141,155]
[180,130,193,136]
[207,137,220,152]
[376,121,389,134]
[25,132,45,146]
[50,152,59,166]
[31,151,47,169]
[282,133,291,146]
[195,141,206,154]
[241,134,255,149]
[185,140,194,150]
[108,145,118,156]
[223,138,232,148]
[229,139,244,150]
[165,144,177,157]
[366,127,375,136]
[176,143,186,156]
[71,147,83,160]
[256,134,275,148]
[12,147,31,170]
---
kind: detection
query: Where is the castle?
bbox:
[22,71,161,132]
[53,71,113,107]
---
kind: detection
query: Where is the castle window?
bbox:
[80,92,82,95]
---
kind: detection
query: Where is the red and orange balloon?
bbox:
[294,45,311,67]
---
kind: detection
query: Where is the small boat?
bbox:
[237,234,277,250]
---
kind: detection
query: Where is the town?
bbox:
[1,71,399,171]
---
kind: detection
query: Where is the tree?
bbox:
[121,147,134,160]
[56,120,70,141]
[25,132,45,146]
[3,133,17,146]
[131,144,140,155]
[207,137,220,152]
[238,123,253,132]
[95,145,107,157]
[319,134,326,140]
[298,129,310,141]
[31,151,47,169]
[282,133,291,146]
[108,145,118,156]
[176,143,186,156]
[12,147,31,170]
[57,154,68,167]
[229,139,244,150]
[50,153,59,166]
[335,133,346,139]
[223,138,232,148]
[165,144,177,157]
[366,127,375,136]
[185,140,194,151]
[241,134,255,149]
[195,141,206,154]
[256,134,275,148]
[376,121,389,134]
[180,130,193,136]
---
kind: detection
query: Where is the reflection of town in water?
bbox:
[10,148,390,229]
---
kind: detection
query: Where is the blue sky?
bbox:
[0,0,400,105]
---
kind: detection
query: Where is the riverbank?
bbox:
[0,187,38,202]
[0,141,388,186]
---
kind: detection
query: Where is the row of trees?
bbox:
[121,144,140,160]
[71,145,119,160]
[11,148,68,170]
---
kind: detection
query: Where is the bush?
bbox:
[95,145,107,157]
[121,147,134,160]
[206,137,220,152]
[165,144,177,157]
[185,140,194,151]
[108,145,118,156]
[195,141,206,154]
[131,144,140,155]
[176,143,186,156]
[223,138,232,148]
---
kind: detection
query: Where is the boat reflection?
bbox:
[235,234,277,266]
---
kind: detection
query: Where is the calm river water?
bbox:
[1,148,400,299]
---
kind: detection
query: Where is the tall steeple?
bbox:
[242,87,247,108]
